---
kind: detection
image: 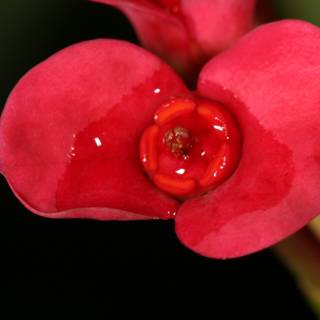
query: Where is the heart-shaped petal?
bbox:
[175,20,320,258]
[0,39,187,220]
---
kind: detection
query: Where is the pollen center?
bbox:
[164,126,194,159]
[140,96,242,198]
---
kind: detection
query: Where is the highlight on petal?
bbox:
[92,0,256,81]
[0,39,188,220]
[175,20,320,258]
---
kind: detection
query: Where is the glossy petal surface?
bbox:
[0,40,187,219]
[93,0,256,79]
[176,20,320,258]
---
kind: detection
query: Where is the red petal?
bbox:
[181,0,256,54]
[0,40,187,220]
[176,20,320,258]
[92,0,256,80]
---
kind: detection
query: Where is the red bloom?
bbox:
[1,20,320,258]
[92,0,256,80]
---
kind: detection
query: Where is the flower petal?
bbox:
[175,20,320,258]
[180,0,256,54]
[0,39,187,220]
[92,0,256,80]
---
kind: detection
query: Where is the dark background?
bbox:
[0,0,318,317]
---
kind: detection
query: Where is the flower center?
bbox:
[164,126,193,159]
[140,97,242,198]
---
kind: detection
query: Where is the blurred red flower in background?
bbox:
[92,0,256,80]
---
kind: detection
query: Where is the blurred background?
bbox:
[0,0,319,317]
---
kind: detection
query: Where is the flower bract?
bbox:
[1,20,320,258]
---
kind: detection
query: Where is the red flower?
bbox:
[1,20,320,258]
[92,0,256,80]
